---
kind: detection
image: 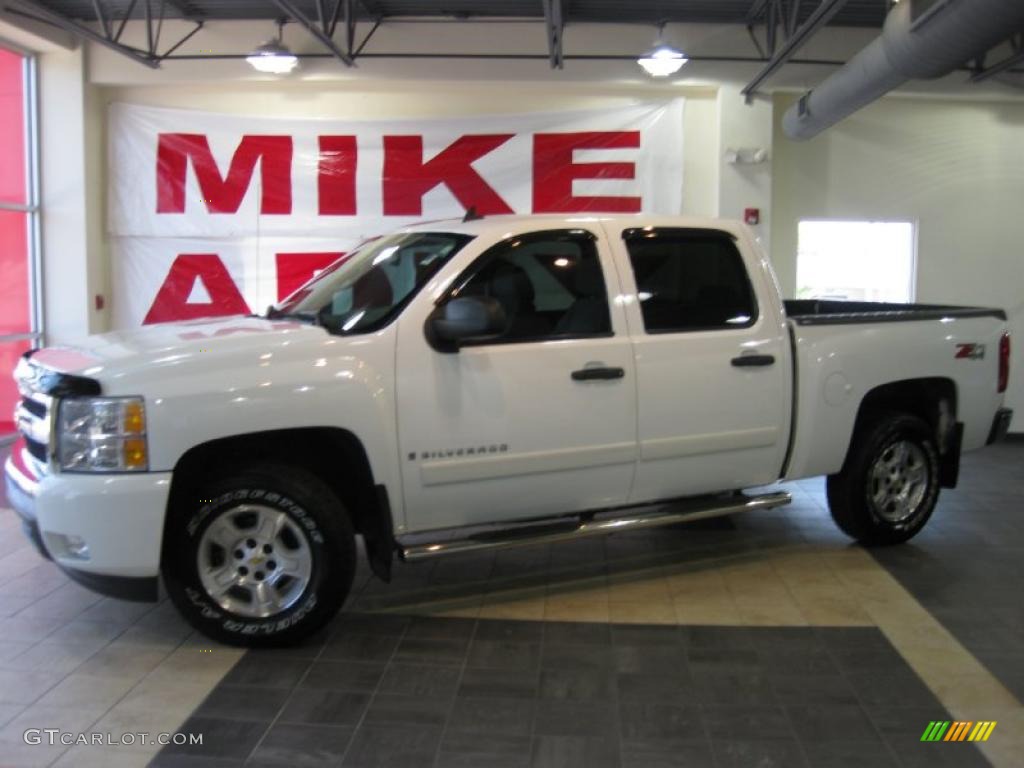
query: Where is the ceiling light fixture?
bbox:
[247,19,299,74]
[638,22,688,78]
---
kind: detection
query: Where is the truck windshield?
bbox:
[271,232,475,335]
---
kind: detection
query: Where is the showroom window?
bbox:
[456,230,612,343]
[796,220,917,302]
[624,228,757,333]
[0,44,40,437]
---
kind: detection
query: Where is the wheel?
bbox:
[826,412,940,545]
[163,463,355,647]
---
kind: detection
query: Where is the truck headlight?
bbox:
[57,397,149,472]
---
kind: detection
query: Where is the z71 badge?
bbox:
[955,343,986,360]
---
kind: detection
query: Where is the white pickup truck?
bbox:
[5,215,1013,645]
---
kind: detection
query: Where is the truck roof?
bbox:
[397,213,747,239]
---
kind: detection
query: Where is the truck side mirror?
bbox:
[425,296,507,353]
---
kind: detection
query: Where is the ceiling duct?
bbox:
[783,0,1024,140]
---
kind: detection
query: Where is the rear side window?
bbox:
[624,229,757,333]
[453,230,612,344]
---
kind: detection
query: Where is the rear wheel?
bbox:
[826,412,940,545]
[163,464,355,646]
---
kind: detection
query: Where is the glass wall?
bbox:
[0,45,40,436]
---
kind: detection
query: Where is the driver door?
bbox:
[394,228,637,534]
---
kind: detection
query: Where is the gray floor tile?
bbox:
[692,670,779,707]
[610,624,680,647]
[617,671,693,702]
[330,613,411,637]
[784,704,882,743]
[770,674,860,707]
[530,735,621,768]
[687,647,760,675]
[247,723,353,767]
[541,642,614,672]
[163,716,268,760]
[466,639,541,672]
[702,706,791,741]
[392,636,468,666]
[377,662,461,698]
[618,700,704,742]
[474,618,544,643]
[448,695,535,736]
[539,666,616,701]
[404,615,477,641]
[846,668,941,709]
[620,740,715,768]
[458,667,540,699]
[542,621,612,646]
[800,740,901,768]
[438,731,531,768]
[296,660,385,692]
[320,632,401,663]
[341,724,442,768]
[195,685,291,722]
[711,738,809,768]
[534,700,617,738]
[222,657,310,689]
[362,693,451,727]
[278,689,371,726]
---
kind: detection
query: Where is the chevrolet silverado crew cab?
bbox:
[5,215,1013,645]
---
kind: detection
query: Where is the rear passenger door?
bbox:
[607,225,791,503]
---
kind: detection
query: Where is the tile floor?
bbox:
[0,439,1020,767]
[153,616,983,768]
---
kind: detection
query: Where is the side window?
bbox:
[624,229,757,333]
[456,231,612,343]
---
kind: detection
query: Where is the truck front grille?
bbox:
[14,357,54,475]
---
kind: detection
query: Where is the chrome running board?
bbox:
[399,490,791,562]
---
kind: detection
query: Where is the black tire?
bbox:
[826,412,940,546]
[162,463,355,647]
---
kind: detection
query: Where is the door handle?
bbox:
[731,354,776,367]
[571,366,625,381]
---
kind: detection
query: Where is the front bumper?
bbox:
[987,408,1014,445]
[4,441,170,602]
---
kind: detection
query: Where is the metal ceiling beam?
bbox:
[5,0,204,68]
[541,0,564,69]
[271,0,355,66]
[5,0,158,67]
[742,0,849,102]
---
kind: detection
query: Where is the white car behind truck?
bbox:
[5,215,1013,645]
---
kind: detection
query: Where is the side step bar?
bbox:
[399,490,791,562]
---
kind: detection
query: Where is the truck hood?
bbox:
[29,316,329,383]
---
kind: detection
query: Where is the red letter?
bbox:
[533,131,641,213]
[276,252,345,301]
[318,136,357,215]
[143,254,251,324]
[156,134,293,214]
[382,134,515,216]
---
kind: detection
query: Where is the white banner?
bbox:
[108,100,684,327]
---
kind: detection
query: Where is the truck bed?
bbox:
[784,299,1007,326]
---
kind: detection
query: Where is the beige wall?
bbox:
[771,93,1024,423]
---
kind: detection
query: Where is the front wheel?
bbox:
[163,464,355,647]
[826,412,940,545]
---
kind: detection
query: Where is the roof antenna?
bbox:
[463,206,483,222]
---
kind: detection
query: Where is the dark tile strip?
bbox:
[149,617,992,768]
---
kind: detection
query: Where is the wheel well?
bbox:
[854,378,958,453]
[164,428,393,577]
